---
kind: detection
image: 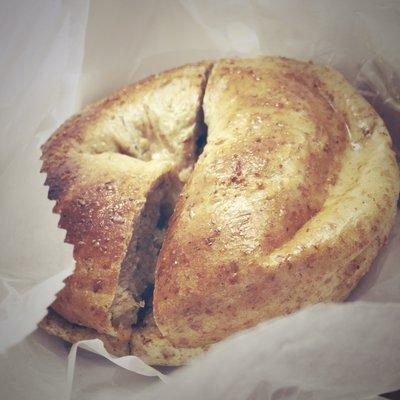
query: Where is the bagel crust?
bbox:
[40,309,204,365]
[154,58,399,348]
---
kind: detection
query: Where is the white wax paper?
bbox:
[0,1,399,399]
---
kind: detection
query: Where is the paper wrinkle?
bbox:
[66,340,167,400]
[1,1,400,399]
[139,303,400,400]
[0,0,88,354]
[0,269,72,351]
[356,58,400,114]
[0,0,89,176]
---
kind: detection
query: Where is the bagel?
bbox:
[40,57,399,365]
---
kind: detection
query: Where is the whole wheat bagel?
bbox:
[40,57,399,365]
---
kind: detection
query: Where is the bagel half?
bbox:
[40,57,399,364]
[40,61,211,363]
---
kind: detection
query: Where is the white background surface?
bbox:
[0,1,399,399]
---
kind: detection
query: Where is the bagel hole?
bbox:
[157,202,174,230]
[195,107,208,157]
[111,175,181,332]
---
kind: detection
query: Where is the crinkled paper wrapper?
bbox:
[0,1,399,399]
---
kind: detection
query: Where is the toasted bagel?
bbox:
[40,57,399,363]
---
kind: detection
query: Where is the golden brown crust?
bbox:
[130,314,205,366]
[39,310,204,365]
[154,57,400,347]
[41,62,211,337]
[39,310,130,357]
[51,163,172,338]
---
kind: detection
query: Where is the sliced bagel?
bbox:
[40,57,399,364]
